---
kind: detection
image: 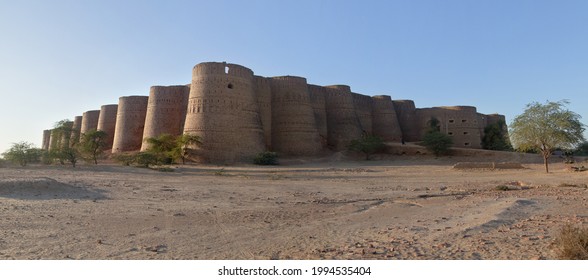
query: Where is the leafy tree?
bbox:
[175,134,202,164]
[510,100,585,173]
[144,133,203,164]
[422,131,453,157]
[50,120,74,150]
[421,117,453,157]
[78,130,108,164]
[135,152,160,168]
[144,134,177,164]
[348,135,385,160]
[482,120,513,151]
[60,147,80,168]
[1,141,42,166]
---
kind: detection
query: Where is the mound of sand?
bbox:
[0,178,106,200]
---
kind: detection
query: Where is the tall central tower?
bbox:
[183,62,264,163]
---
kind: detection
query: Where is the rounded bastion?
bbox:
[372,95,403,142]
[112,96,149,153]
[97,104,118,149]
[80,110,100,135]
[141,85,190,151]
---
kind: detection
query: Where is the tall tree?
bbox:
[78,130,108,164]
[510,100,585,173]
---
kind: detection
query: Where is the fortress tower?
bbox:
[141,85,190,151]
[270,76,322,155]
[308,84,328,148]
[254,76,272,150]
[324,85,363,150]
[112,96,149,153]
[392,100,419,142]
[69,116,82,146]
[80,110,100,135]
[97,104,118,149]
[183,62,265,163]
[353,93,374,136]
[42,129,51,150]
[372,95,403,142]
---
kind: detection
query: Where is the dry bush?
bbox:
[554,224,588,260]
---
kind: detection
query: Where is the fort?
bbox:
[42,61,508,163]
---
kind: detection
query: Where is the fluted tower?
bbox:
[70,116,82,146]
[42,129,51,150]
[183,62,265,163]
[80,110,100,135]
[270,76,322,155]
[392,100,419,142]
[112,96,149,153]
[308,84,328,148]
[97,104,118,149]
[141,85,190,151]
[324,85,363,150]
[372,95,403,142]
[254,76,272,150]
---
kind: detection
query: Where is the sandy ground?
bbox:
[1,152,587,260]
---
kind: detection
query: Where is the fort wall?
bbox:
[416,106,483,149]
[80,110,100,135]
[270,76,322,155]
[112,96,149,153]
[97,104,118,149]
[141,85,190,151]
[372,95,403,142]
[44,61,508,163]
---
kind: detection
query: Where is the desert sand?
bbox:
[1,150,587,260]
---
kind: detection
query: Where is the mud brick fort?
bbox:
[41,62,507,163]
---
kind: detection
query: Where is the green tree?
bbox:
[175,134,202,164]
[510,100,585,173]
[60,146,80,168]
[422,131,453,157]
[348,135,385,160]
[144,134,177,164]
[482,120,513,151]
[78,130,108,164]
[1,141,42,166]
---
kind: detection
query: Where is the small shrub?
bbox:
[554,224,588,259]
[422,131,453,157]
[348,135,385,160]
[135,152,160,168]
[495,185,511,191]
[155,167,174,172]
[253,151,278,165]
[214,168,226,176]
[113,153,137,166]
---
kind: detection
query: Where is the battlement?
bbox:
[193,62,254,79]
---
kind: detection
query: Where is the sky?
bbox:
[1,0,587,153]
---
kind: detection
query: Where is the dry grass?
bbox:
[554,224,588,260]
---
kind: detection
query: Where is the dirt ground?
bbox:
[1,151,587,260]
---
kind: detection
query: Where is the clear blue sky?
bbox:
[1,0,587,153]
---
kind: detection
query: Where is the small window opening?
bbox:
[449,119,455,123]
[462,119,467,123]
[463,131,468,135]
[464,142,470,146]
[225,66,229,74]
[448,132,454,136]
[228,83,233,89]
